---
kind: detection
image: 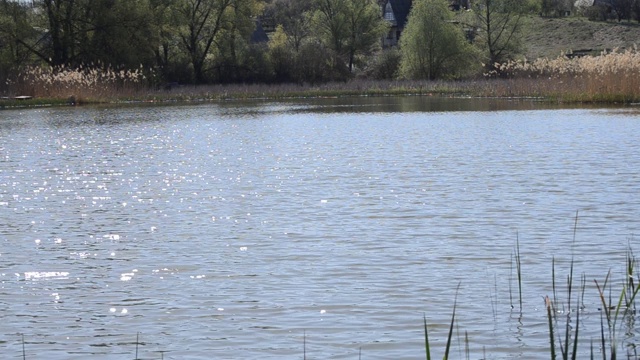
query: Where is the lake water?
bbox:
[1,97,639,359]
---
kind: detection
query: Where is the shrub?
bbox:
[364,49,402,80]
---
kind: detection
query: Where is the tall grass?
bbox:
[427,215,639,360]
[516,233,523,312]
[594,263,640,359]
[424,282,461,360]
[485,48,640,103]
[7,64,148,103]
[4,49,640,104]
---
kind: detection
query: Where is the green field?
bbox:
[523,16,640,60]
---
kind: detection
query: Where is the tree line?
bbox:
[1,0,639,89]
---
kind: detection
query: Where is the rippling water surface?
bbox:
[1,97,639,359]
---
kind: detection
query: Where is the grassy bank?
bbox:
[2,48,640,108]
[522,16,640,61]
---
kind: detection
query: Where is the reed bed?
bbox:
[136,79,468,102]
[484,48,640,103]
[7,64,148,104]
[4,50,640,105]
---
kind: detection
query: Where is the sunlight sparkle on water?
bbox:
[23,272,70,280]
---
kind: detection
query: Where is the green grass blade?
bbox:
[516,233,523,312]
[626,247,636,309]
[612,285,626,330]
[600,312,606,360]
[595,275,612,327]
[552,256,557,308]
[424,313,431,360]
[443,282,461,360]
[509,253,514,309]
[571,283,581,360]
[563,259,575,360]
[626,279,640,310]
[465,331,469,360]
[546,296,556,360]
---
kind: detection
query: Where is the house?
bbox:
[449,0,472,11]
[250,20,269,44]
[574,0,608,6]
[381,0,412,47]
[381,0,473,48]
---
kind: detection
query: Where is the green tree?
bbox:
[1,0,159,69]
[0,0,38,80]
[149,0,186,81]
[211,0,264,82]
[83,0,158,68]
[268,24,293,82]
[312,0,387,74]
[342,0,388,72]
[473,0,526,71]
[174,0,262,84]
[399,0,476,80]
[540,0,573,17]
[610,0,635,21]
[39,0,82,65]
[174,0,233,83]
[266,0,314,52]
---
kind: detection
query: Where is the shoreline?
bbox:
[2,76,639,110]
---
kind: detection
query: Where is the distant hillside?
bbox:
[523,16,640,60]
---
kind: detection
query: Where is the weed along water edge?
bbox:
[2,48,640,107]
[1,100,639,359]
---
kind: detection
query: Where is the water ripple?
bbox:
[1,101,639,359]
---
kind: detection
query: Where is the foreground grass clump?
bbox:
[421,214,640,360]
[424,249,639,360]
[486,48,640,103]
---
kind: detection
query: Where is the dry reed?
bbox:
[8,64,148,103]
[484,47,640,103]
[5,49,640,105]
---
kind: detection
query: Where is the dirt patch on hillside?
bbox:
[523,16,640,60]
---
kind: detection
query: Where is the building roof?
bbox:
[250,20,269,44]
[387,0,412,28]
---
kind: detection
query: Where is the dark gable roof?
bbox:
[389,0,412,28]
[250,20,269,44]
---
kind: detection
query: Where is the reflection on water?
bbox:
[277,95,619,113]
[1,97,639,359]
